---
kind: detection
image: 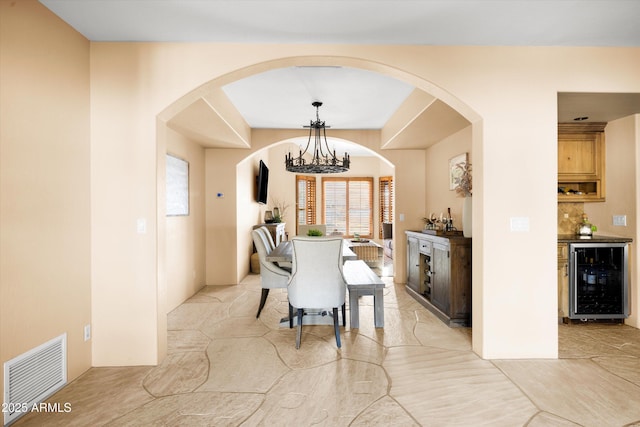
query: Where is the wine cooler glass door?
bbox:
[569,243,628,319]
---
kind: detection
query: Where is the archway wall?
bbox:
[216,128,416,285]
[90,43,640,365]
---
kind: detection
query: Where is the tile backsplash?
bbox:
[558,202,585,234]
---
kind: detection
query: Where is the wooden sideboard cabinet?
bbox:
[406,230,472,327]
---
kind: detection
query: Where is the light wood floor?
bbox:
[13,274,640,426]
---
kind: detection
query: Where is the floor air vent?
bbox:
[3,333,67,426]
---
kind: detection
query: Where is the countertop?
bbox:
[558,234,633,243]
[406,230,471,242]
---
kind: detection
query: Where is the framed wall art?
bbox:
[449,153,468,190]
[166,153,189,216]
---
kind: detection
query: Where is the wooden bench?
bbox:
[343,260,385,328]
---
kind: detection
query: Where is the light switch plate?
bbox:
[510,217,530,232]
[613,215,627,226]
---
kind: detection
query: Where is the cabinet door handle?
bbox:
[564,263,568,277]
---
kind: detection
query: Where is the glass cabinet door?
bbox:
[569,243,628,319]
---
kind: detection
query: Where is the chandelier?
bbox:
[285,101,350,173]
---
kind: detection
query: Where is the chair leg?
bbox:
[296,308,304,349]
[256,289,270,318]
[333,307,341,348]
[289,302,294,328]
[341,303,346,327]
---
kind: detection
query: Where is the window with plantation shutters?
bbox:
[296,175,316,234]
[379,176,393,238]
[322,177,373,237]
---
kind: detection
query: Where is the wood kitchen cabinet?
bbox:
[405,231,472,326]
[557,243,569,321]
[406,234,421,294]
[431,242,451,315]
[558,122,606,202]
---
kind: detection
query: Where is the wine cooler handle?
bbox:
[572,251,577,313]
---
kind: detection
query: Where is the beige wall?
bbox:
[425,126,473,229]
[267,142,299,237]
[80,45,640,362]
[205,148,244,285]
[236,155,264,281]
[585,115,639,325]
[0,0,91,399]
[5,2,640,373]
[165,129,206,311]
[90,43,161,366]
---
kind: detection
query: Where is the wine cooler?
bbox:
[568,242,629,319]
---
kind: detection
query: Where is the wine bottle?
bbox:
[586,258,597,290]
[597,261,608,286]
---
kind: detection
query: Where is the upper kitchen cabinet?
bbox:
[558,122,606,202]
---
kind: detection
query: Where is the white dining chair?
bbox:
[252,229,290,319]
[256,226,275,251]
[257,226,291,270]
[288,236,346,349]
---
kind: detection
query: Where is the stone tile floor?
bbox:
[13,274,640,426]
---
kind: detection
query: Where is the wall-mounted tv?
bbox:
[256,160,269,204]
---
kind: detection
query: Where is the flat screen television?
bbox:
[256,160,269,204]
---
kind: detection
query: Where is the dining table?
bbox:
[265,240,386,328]
[265,240,357,263]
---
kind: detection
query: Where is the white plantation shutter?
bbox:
[324,180,347,235]
[349,180,371,236]
[296,175,316,234]
[379,176,393,238]
[323,177,372,237]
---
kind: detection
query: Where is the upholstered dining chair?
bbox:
[257,226,291,270]
[288,236,347,349]
[257,226,276,251]
[252,229,290,319]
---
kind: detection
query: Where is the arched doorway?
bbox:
[156,55,482,358]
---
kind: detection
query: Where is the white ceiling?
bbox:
[221,66,415,130]
[557,93,640,123]
[39,0,640,153]
[38,1,640,46]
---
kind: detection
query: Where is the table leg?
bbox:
[349,290,360,329]
[374,288,384,328]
